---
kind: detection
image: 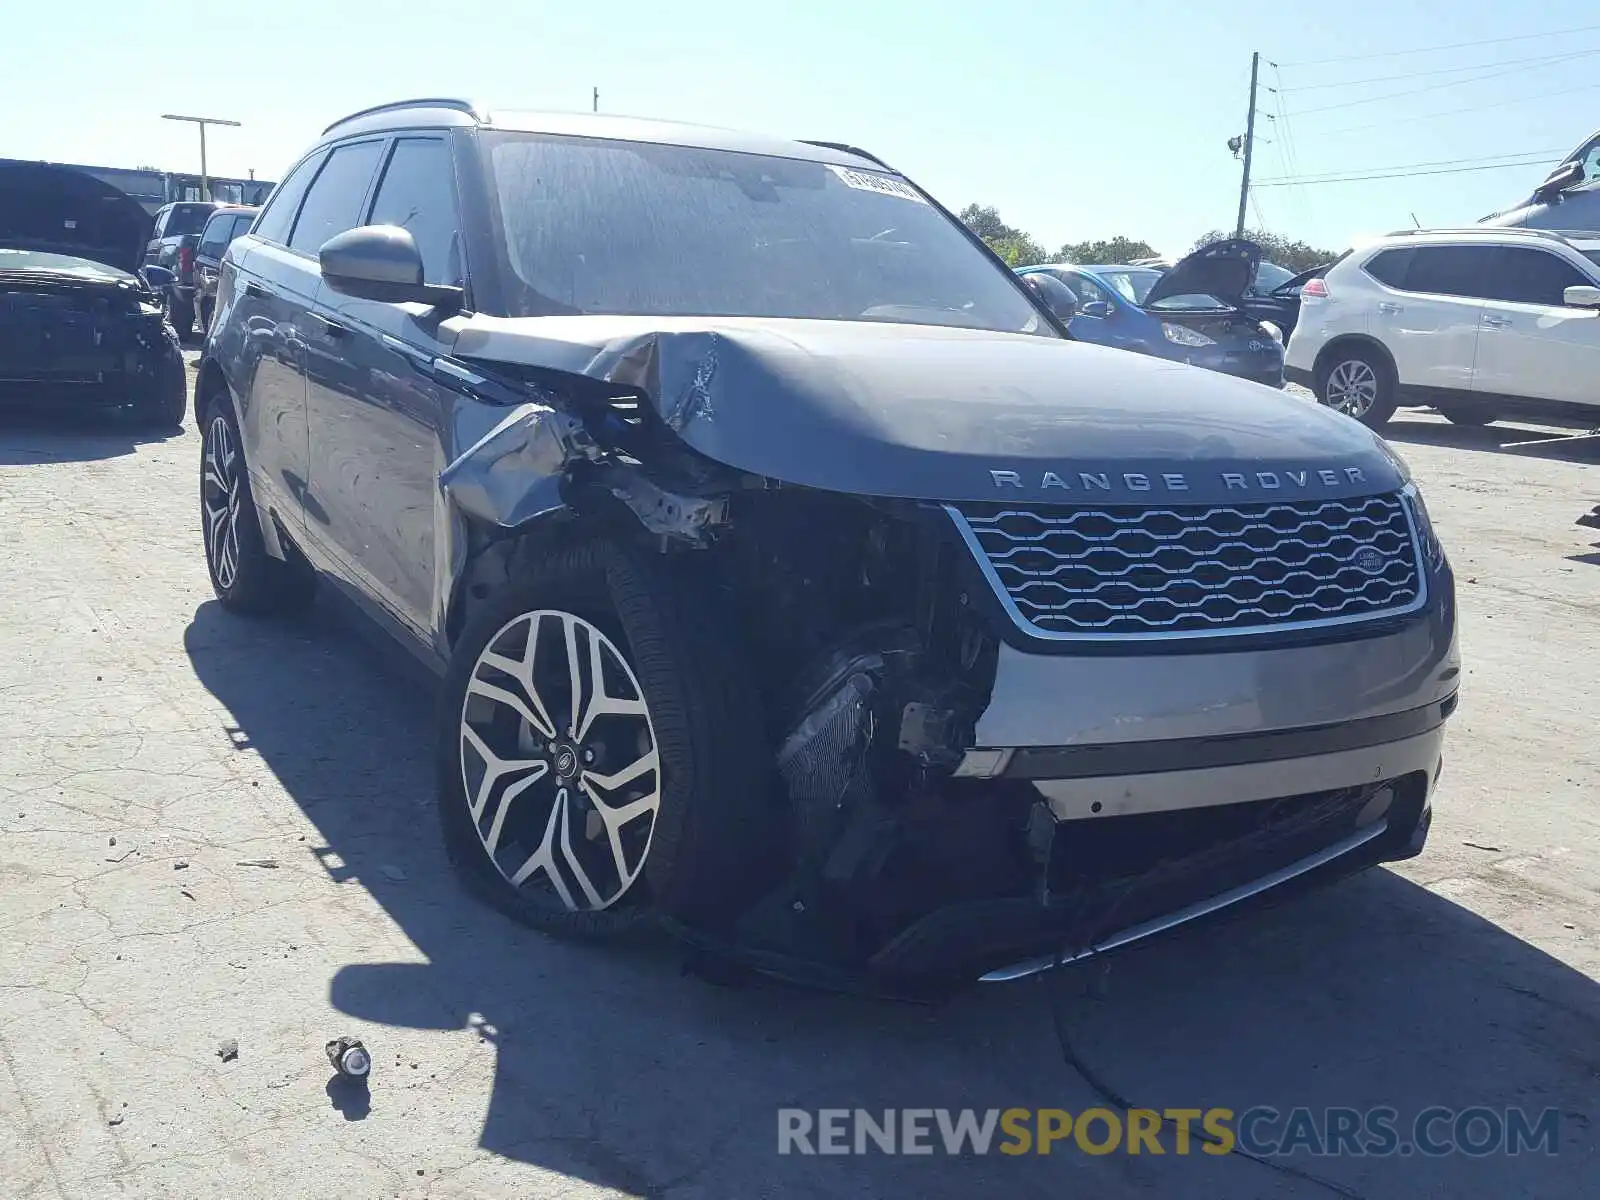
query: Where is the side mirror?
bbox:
[1563,284,1600,308]
[140,264,176,291]
[1080,300,1113,319]
[1535,161,1583,200]
[319,225,463,309]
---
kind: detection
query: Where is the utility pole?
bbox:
[593,87,599,113]
[161,113,241,201]
[1235,51,1260,239]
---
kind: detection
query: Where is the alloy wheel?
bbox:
[1325,359,1379,418]
[459,610,661,912]
[202,414,243,591]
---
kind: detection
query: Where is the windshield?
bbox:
[1253,261,1294,291]
[1585,250,1600,272]
[0,247,131,279]
[164,204,215,236]
[1094,267,1224,311]
[483,132,1049,334]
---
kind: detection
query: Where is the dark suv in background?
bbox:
[144,200,219,337]
[195,99,1456,991]
[193,206,257,333]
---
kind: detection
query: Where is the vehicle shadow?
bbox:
[183,595,1600,1199]
[1384,416,1600,464]
[0,410,184,466]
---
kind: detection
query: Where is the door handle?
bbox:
[306,312,348,339]
[1376,301,1402,315]
[243,280,265,298]
[1481,314,1512,328]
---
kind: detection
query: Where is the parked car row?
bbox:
[142,200,258,337]
[181,99,1457,993]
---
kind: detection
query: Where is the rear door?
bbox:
[1473,246,1600,408]
[221,149,331,540]
[305,133,467,639]
[144,206,169,265]
[1366,244,1493,393]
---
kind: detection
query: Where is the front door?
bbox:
[1473,246,1600,408]
[304,134,467,640]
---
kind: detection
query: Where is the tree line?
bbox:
[957,204,1338,273]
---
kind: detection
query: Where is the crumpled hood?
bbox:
[450,314,1403,505]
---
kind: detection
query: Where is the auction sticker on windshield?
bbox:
[827,165,928,203]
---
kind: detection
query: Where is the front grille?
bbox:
[952,493,1425,639]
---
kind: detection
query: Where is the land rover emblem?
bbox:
[1353,546,1386,575]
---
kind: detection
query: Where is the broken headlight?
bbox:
[1403,483,1447,572]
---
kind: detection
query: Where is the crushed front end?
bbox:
[680,483,1456,990]
[0,268,182,415]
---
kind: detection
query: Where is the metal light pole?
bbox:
[161,113,241,201]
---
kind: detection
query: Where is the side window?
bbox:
[252,152,325,245]
[367,137,462,286]
[1402,246,1501,298]
[1579,138,1600,183]
[198,215,233,259]
[288,140,386,256]
[1363,248,1414,289]
[151,207,169,239]
[231,214,253,243]
[1488,248,1590,306]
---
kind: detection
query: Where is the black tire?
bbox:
[436,538,778,939]
[198,392,315,616]
[138,351,188,431]
[169,294,194,340]
[1437,403,1498,427]
[1315,346,1398,430]
[199,297,215,335]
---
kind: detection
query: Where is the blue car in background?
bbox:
[1018,239,1285,387]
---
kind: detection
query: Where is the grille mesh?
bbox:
[955,493,1423,638]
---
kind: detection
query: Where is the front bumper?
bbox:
[871,590,1458,983]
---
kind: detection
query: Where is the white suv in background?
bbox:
[1285,227,1600,429]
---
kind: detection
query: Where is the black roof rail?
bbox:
[799,140,893,170]
[322,98,482,135]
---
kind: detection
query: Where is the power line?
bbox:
[1282,21,1600,67]
[1253,158,1562,188]
[1281,46,1600,91]
[1258,148,1566,181]
[1317,79,1600,136]
[1284,49,1600,116]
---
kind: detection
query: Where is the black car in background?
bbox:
[194,206,258,332]
[144,200,220,337]
[1238,259,1327,340]
[0,160,186,427]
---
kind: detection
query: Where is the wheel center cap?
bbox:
[553,745,580,780]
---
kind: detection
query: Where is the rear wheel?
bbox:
[199,297,215,335]
[200,396,315,615]
[436,540,777,938]
[1316,347,1397,430]
[169,294,194,341]
[1437,403,1498,427]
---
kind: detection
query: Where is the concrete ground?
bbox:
[1,372,1596,1199]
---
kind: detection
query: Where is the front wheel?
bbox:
[1316,348,1397,429]
[436,540,777,939]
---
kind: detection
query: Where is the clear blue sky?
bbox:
[5,0,1597,257]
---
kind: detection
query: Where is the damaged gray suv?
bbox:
[196,99,1459,991]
